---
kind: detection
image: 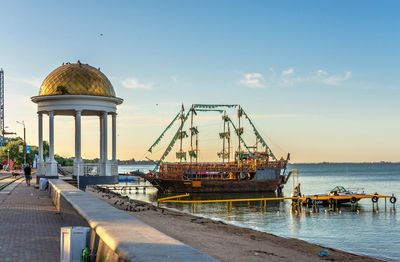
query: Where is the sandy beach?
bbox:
[87,187,380,262]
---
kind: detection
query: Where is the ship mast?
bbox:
[179,104,184,163]
[189,106,199,163]
[222,111,226,163]
[219,111,230,163]
[195,130,199,163]
[237,105,243,161]
[240,108,277,161]
[148,104,281,171]
[227,120,231,162]
[189,106,200,163]
[190,106,194,164]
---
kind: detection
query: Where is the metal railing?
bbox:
[83,163,102,176]
[83,162,118,176]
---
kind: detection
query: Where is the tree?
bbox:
[0,137,24,165]
[55,155,74,166]
[0,137,50,166]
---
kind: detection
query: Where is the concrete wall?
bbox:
[49,183,88,226]
[78,175,119,190]
[48,179,216,262]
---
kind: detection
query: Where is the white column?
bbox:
[74,110,83,180]
[75,110,82,160]
[102,111,108,161]
[99,115,103,163]
[47,111,58,176]
[103,111,113,176]
[37,112,44,175]
[49,111,55,161]
[112,113,117,162]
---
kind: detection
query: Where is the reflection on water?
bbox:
[118,163,400,261]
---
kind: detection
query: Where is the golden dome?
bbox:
[39,62,116,97]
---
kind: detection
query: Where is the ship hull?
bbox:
[145,159,289,193]
[147,178,284,193]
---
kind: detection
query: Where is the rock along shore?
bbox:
[87,187,381,262]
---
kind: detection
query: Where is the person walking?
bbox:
[24,164,32,186]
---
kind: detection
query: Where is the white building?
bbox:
[31,61,123,188]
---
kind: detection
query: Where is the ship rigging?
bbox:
[143,104,291,193]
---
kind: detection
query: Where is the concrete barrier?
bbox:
[48,179,216,262]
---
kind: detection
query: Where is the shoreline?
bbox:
[116,162,400,166]
[87,187,381,262]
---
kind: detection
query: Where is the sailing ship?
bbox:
[143,104,291,193]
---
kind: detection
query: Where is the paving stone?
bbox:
[0,176,70,262]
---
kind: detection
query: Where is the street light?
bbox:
[16,120,26,165]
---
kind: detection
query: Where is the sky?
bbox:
[0,0,399,163]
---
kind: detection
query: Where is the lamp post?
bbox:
[16,120,26,165]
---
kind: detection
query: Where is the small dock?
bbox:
[158,193,397,212]
[158,193,396,204]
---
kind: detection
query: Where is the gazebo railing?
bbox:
[83,162,118,176]
[83,163,102,176]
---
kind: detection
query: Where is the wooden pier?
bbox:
[157,193,397,212]
[158,193,396,204]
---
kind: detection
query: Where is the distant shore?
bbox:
[290,161,400,165]
[116,161,400,166]
[88,188,381,262]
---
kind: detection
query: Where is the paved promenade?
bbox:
[0,176,63,262]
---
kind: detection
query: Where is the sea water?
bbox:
[118,163,400,261]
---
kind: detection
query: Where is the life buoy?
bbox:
[372,196,379,203]
[350,197,357,204]
[329,198,335,205]
[390,196,396,204]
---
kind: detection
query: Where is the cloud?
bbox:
[278,69,352,86]
[7,94,36,111]
[321,71,352,86]
[170,75,178,83]
[239,73,265,88]
[122,77,152,90]
[315,69,328,76]
[281,67,294,76]
[252,68,352,87]
[8,76,42,88]
[252,113,319,119]
[117,115,172,127]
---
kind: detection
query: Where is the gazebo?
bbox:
[31,61,123,187]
